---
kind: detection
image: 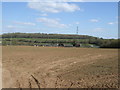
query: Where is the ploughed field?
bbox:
[2,46,118,88]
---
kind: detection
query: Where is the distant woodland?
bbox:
[1,33,119,48]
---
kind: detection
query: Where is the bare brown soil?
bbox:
[2,46,118,88]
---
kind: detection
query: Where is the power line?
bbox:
[76,26,78,35]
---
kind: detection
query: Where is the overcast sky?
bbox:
[2,1,118,39]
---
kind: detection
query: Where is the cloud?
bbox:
[14,21,36,26]
[93,28,104,32]
[5,25,27,30]
[37,17,68,28]
[28,2,80,13]
[6,25,16,29]
[2,0,119,2]
[68,24,72,26]
[30,0,83,2]
[108,22,114,25]
[40,13,48,16]
[108,21,117,25]
[75,22,80,25]
[90,19,99,22]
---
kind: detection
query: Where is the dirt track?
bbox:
[2,46,118,88]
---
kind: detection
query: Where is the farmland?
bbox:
[2,46,118,88]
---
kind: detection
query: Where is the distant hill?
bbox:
[1,33,119,48]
